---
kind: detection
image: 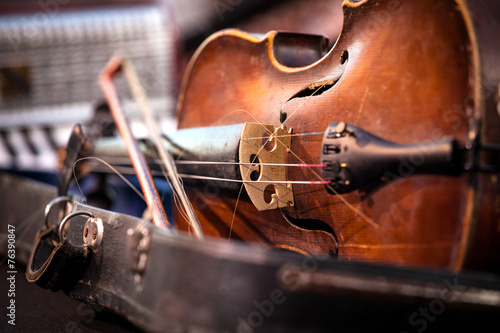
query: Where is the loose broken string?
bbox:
[92,57,379,241]
[121,58,204,239]
[175,161,327,168]
[227,81,380,232]
[177,174,331,185]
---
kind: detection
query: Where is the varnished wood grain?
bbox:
[175,0,500,272]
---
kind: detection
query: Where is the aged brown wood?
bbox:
[174,0,500,272]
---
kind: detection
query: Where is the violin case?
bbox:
[1,172,499,332]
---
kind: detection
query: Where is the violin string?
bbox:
[95,70,380,238]
[174,160,327,168]
[81,161,325,223]
[226,114,323,241]
[206,108,263,128]
[85,155,328,170]
[259,82,380,230]
[84,161,329,183]
[89,110,379,234]
[188,107,322,238]
[163,83,343,240]
[74,156,146,202]
[162,131,324,143]
[268,133,379,230]
[227,119,277,242]
[177,173,331,185]
[82,159,301,220]
[173,108,259,237]
[228,176,246,242]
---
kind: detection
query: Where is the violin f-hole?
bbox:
[280,209,339,259]
[280,50,348,123]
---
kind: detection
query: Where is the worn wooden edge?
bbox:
[176,1,354,116]
[452,0,482,272]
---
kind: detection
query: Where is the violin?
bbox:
[94,0,500,272]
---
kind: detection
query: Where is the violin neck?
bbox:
[92,123,245,189]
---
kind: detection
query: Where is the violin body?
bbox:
[175,0,500,272]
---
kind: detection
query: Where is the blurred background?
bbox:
[0,0,343,173]
[0,2,345,331]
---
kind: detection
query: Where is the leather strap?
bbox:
[26,226,90,292]
[58,124,93,196]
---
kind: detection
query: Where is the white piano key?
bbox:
[7,129,36,170]
[0,137,14,168]
[52,124,75,148]
[28,127,58,171]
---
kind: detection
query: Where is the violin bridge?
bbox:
[239,122,294,211]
